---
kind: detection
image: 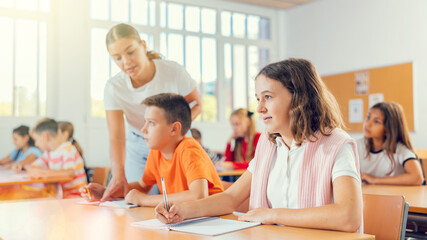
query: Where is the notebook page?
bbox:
[76,199,138,208]
[171,217,261,236]
[132,217,209,230]
[99,200,138,209]
[132,217,260,236]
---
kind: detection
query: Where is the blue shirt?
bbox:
[10,146,43,162]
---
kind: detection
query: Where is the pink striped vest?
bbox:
[249,128,362,231]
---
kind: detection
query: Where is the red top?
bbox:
[224,132,261,170]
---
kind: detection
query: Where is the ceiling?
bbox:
[220,0,316,9]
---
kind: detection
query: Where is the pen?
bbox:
[85,187,92,200]
[161,177,169,211]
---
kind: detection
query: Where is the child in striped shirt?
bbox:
[27,119,87,198]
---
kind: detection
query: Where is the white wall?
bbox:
[281,0,427,148]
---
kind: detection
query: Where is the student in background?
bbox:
[80,93,223,206]
[0,125,42,168]
[102,23,201,200]
[155,58,362,233]
[190,128,220,164]
[27,119,87,198]
[58,121,84,159]
[58,121,89,182]
[217,109,261,170]
[358,102,424,186]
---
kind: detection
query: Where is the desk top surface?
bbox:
[0,198,374,240]
[0,169,72,186]
[217,169,246,177]
[362,184,427,214]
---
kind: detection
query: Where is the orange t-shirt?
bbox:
[142,136,224,195]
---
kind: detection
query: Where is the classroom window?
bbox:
[89,0,273,122]
[0,0,50,116]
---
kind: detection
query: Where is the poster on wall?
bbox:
[369,93,384,108]
[355,71,369,95]
[349,99,364,123]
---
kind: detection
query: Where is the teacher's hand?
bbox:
[101,173,129,201]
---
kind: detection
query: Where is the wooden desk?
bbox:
[0,198,374,240]
[0,169,73,200]
[217,169,245,177]
[362,184,427,214]
[0,169,72,186]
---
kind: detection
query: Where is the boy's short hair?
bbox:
[190,128,201,140]
[142,93,191,135]
[34,118,58,137]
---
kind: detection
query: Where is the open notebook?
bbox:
[77,199,138,209]
[132,217,261,236]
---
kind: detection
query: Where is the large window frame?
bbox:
[0,0,53,118]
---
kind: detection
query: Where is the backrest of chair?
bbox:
[415,149,427,183]
[363,194,407,240]
[415,149,427,159]
[91,167,111,187]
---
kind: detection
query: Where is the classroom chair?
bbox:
[88,167,111,187]
[415,149,427,159]
[415,149,427,185]
[363,194,409,240]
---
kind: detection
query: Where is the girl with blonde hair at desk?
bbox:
[155,58,363,232]
[358,102,424,185]
[58,121,84,159]
[216,108,261,170]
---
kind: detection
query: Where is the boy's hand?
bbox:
[155,201,186,224]
[79,183,106,201]
[124,189,145,206]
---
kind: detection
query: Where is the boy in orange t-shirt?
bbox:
[81,93,223,206]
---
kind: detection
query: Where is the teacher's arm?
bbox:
[184,88,202,120]
[102,110,129,201]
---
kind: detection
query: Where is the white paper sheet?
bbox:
[132,217,261,236]
[77,199,138,209]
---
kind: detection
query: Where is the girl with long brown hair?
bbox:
[358,102,424,185]
[155,58,362,232]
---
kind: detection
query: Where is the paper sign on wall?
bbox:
[369,93,384,108]
[349,99,364,123]
[355,72,369,95]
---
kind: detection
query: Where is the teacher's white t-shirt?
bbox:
[104,59,196,134]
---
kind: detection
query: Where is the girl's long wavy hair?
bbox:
[106,23,161,60]
[364,102,414,175]
[231,108,257,162]
[256,58,344,145]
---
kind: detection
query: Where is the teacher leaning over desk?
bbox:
[101,23,201,200]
